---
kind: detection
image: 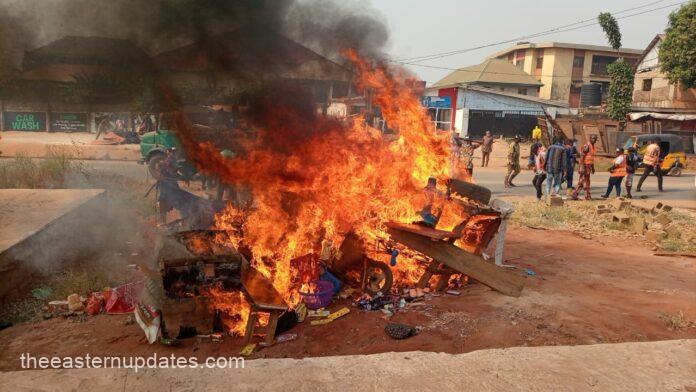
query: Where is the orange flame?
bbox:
[174,52,472,332]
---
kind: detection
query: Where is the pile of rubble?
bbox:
[595,199,690,245]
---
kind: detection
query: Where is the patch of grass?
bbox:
[510,200,585,229]
[661,237,696,253]
[659,311,696,331]
[0,147,90,188]
[46,268,113,301]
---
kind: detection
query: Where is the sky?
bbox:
[366,0,682,84]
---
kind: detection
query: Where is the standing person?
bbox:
[528,137,542,170]
[564,139,579,192]
[481,131,494,167]
[601,148,627,198]
[544,137,566,196]
[571,135,598,200]
[624,147,640,198]
[636,138,664,192]
[504,135,522,188]
[461,137,481,177]
[532,144,547,201]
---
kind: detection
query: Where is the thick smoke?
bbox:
[0,0,389,65]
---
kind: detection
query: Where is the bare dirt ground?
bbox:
[3,340,695,391]
[1,227,694,371]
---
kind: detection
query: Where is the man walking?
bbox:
[636,138,663,192]
[544,137,566,197]
[532,144,547,201]
[504,135,521,188]
[481,131,494,167]
[624,146,640,198]
[601,148,627,198]
[571,135,598,200]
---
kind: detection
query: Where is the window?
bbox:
[427,108,452,131]
[573,56,584,68]
[535,49,544,69]
[518,88,528,95]
[591,55,619,75]
[642,79,652,91]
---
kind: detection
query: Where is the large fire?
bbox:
[170,51,472,334]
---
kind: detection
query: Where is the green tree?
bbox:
[659,1,696,89]
[598,12,634,124]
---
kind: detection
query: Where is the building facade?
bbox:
[630,34,696,153]
[489,42,642,107]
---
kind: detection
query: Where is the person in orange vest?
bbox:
[601,148,627,198]
[571,134,598,200]
[636,138,663,192]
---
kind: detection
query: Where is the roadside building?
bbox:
[629,34,696,153]
[424,84,569,138]
[0,36,153,132]
[425,59,569,138]
[489,42,642,108]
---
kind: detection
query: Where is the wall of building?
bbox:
[633,69,696,110]
[477,84,539,97]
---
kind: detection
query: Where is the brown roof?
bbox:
[19,64,107,83]
[432,58,542,88]
[155,26,353,82]
[22,36,150,70]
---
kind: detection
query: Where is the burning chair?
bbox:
[385,179,526,297]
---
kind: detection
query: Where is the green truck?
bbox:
[139,108,236,179]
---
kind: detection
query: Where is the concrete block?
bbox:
[611,212,630,225]
[612,199,631,211]
[632,217,647,235]
[660,204,673,212]
[596,204,611,215]
[664,224,681,239]
[645,229,667,243]
[655,213,672,226]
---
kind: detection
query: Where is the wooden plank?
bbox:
[241,268,288,311]
[447,179,491,204]
[387,228,526,297]
[385,222,458,240]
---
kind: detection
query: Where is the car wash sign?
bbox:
[3,112,47,131]
[421,96,451,108]
[50,112,88,131]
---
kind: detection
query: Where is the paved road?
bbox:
[473,167,695,207]
[4,158,694,207]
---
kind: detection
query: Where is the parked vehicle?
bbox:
[139,107,236,179]
[624,134,687,176]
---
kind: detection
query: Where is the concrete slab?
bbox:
[0,189,105,254]
[0,189,106,300]
[1,340,694,391]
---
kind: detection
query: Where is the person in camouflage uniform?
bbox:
[504,135,522,188]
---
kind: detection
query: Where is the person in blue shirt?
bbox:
[544,137,567,197]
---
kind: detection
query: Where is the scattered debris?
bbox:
[310,307,350,326]
[240,343,256,356]
[446,290,461,296]
[384,323,417,339]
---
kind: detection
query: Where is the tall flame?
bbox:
[172,52,466,329]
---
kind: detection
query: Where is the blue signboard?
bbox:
[422,96,451,108]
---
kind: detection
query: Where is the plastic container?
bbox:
[299,280,334,310]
